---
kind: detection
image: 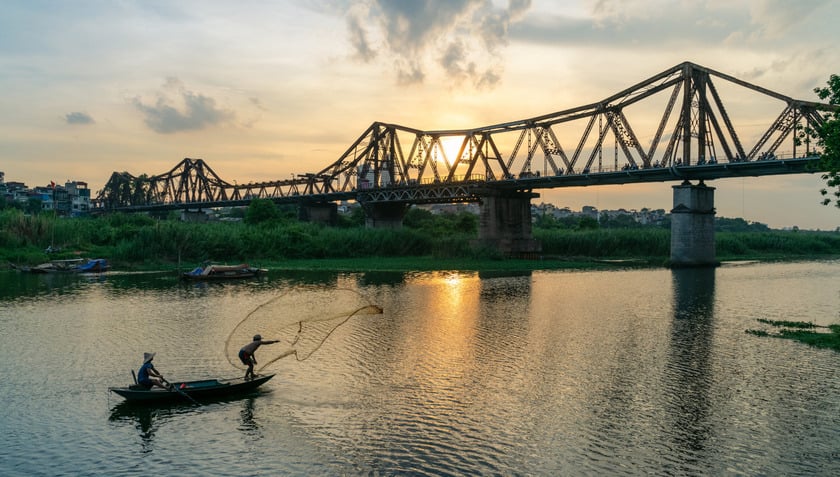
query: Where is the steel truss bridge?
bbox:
[95,62,835,212]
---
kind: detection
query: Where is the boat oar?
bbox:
[161,377,201,406]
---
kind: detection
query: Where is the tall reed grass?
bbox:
[2,209,838,267]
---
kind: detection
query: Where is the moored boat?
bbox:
[74,258,109,272]
[11,258,109,273]
[109,374,275,403]
[181,263,266,280]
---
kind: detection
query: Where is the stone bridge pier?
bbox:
[299,202,338,225]
[474,190,542,257]
[670,181,719,267]
[362,202,411,228]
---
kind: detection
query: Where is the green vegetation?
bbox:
[810,74,840,208]
[747,319,840,352]
[534,228,670,259]
[2,200,839,272]
[716,230,840,259]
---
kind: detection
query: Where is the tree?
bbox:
[337,205,365,228]
[26,197,42,215]
[577,216,599,229]
[132,174,151,205]
[403,207,435,229]
[244,199,280,224]
[813,74,840,208]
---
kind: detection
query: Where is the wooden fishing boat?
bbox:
[180,263,266,280]
[109,374,275,403]
[10,258,109,273]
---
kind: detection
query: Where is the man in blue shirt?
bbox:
[138,352,167,390]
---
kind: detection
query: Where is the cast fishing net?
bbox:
[224,286,383,373]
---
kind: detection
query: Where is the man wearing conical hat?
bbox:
[138,352,166,390]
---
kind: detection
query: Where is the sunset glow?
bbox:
[1,1,839,229]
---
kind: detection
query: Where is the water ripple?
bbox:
[1,264,839,475]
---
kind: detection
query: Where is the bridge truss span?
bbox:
[96,61,837,212]
[319,62,832,192]
[96,158,341,211]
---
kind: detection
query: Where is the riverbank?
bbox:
[242,254,840,273]
[21,253,827,274]
[253,256,658,273]
[2,209,839,272]
[5,249,840,274]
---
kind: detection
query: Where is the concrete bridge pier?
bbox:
[670,181,719,267]
[362,202,410,228]
[180,210,210,222]
[299,202,338,225]
[475,191,542,257]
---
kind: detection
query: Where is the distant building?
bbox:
[581,206,599,219]
[64,181,91,216]
[5,181,26,192]
[357,164,392,189]
[0,172,7,206]
[32,186,56,211]
[23,181,91,216]
[5,181,28,206]
[337,200,358,214]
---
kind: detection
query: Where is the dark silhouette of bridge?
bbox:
[93,61,836,265]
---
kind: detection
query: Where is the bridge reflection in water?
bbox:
[667,267,716,459]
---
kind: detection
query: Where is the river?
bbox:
[0,260,838,476]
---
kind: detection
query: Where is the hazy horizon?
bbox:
[1,0,838,230]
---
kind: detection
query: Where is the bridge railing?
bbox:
[418,174,487,185]
[489,150,817,179]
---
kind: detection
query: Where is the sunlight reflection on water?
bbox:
[0,261,838,475]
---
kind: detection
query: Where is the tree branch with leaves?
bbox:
[813,74,840,208]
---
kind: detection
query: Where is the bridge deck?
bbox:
[99,156,820,212]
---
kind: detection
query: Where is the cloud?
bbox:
[65,112,95,125]
[347,13,376,62]
[132,78,235,134]
[478,0,530,52]
[396,60,425,85]
[345,0,532,88]
[249,97,267,112]
[515,0,834,53]
[515,2,745,48]
[747,0,831,39]
[439,40,473,80]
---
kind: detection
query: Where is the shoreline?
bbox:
[35,254,837,274]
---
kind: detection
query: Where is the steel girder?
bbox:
[96,62,838,210]
[96,158,330,209]
[311,62,835,198]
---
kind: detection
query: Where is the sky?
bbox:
[1,0,839,230]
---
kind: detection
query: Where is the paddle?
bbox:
[161,377,201,406]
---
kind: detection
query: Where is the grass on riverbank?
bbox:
[746,319,840,352]
[2,209,839,272]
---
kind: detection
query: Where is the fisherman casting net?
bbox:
[225,286,383,373]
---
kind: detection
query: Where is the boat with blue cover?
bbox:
[11,258,109,273]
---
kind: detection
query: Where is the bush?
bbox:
[244,199,281,224]
[3,208,839,268]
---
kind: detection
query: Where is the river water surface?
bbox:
[0,260,838,476]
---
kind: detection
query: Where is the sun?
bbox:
[438,136,468,164]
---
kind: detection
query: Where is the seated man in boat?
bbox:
[239,335,280,380]
[138,352,167,390]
